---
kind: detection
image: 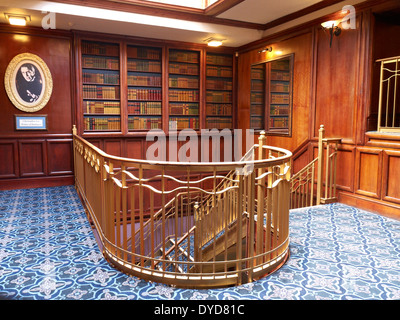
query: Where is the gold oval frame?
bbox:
[4,53,53,113]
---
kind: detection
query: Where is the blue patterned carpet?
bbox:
[1,185,400,300]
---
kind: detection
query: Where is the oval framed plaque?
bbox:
[4,53,53,113]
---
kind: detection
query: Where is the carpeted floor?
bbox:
[1,185,400,300]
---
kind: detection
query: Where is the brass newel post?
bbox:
[316,125,325,205]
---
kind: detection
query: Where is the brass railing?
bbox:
[290,125,341,209]
[73,128,292,288]
[376,56,400,133]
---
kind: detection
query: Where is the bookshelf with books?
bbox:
[81,40,121,132]
[206,52,233,129]
[250,64,265,130]
[127,45,163,131]
[168,48,200,130]
[249,55,293,134]
[268,56,292,134]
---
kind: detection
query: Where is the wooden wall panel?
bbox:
[335,146,355,192]
[0,27,73,189]
[313,16,361,143]
[47,140,73,175]
[382,150,400,204]
[237,32,313,153]
[0,141,18,178]
[104,140,122,157]
[18,140,46,177]
[355,147,382,199]
[126,139,144,160]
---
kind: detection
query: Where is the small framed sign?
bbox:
[15,115,47,130]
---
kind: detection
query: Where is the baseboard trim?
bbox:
[339,191,400,221]
[0,175,74,190]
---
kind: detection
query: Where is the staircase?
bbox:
[73,124,338,288]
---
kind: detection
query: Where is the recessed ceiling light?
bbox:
[5,13,31,26]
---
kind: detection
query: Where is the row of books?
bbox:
[84,101,120,114]
[271,93,290,104]
[169,117,199,130]
[206,104,232,116]
[271,71,290,81]
[84,116,121,131]
[169,63,199,75]
[169,50,199,63]
[251,105,264,116]
[251,80,264,91]
[82,56,119,70]
[128,60,161,73]
[128,88,162,101]
[206,91,232,103]
[271,60,290,71]
[251,68,264,80]
[206,79,232,90]
[83,85,120,99]
[128,116,162,130]
[206,54,232,66]
[270,82,289,92]
[270,116,289,128]
[251,92,263,104]
[83,72,120,85]
[206,66,232,78]
[250,117,263,129]
[206,118,233,129]
[169,89,199,102]
[128,74,162,87]
[128,46,161,60]
[270,105,289,115]
[82,41,119,57]
[169,103,199,115]
[169,76,199,88]
[128,101,162,115]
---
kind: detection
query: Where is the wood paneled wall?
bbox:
[237,4,400,219]
[0,27,74,189]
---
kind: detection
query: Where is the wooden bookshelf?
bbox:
[249,55,293,134]
[205,52,233,129]
[81,40,121,132]
[250,64,265,130]
[127,45,162,131]
[268,57,292,134]
[168,48,200,130]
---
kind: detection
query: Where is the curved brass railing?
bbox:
[73,129,292,288]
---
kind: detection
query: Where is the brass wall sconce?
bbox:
[321,20,341,48]
[258,46,272,54]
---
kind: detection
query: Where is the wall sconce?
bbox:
[258,46,272,54]
[205,37,224,47]
[321,20,341,47]
[5,13,31,26]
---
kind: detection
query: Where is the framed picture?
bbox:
[4,53,53,113]
[15,115,47,130]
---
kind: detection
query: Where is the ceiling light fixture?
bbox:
[258,46,272,54]
[5,13,31,26]
[205,37,224,47]
[321,20,341,48]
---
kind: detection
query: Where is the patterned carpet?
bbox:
[1,185,400,300]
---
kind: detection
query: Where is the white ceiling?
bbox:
[0,0,367,47]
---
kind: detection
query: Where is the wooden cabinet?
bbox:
[249,55,293,135]
[81,40,121,132]
[127,45,163,130]
[76,35,235,135]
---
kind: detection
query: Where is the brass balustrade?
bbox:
[72,127,292,288]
